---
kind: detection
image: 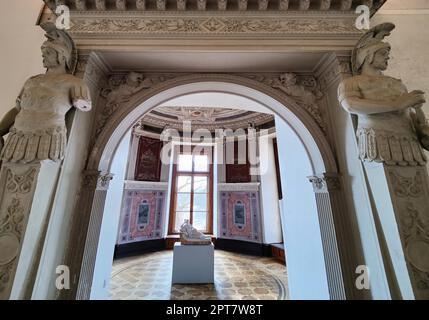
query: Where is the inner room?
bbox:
[90,88,326,300]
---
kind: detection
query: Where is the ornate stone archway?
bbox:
[61,72,359,300]
[92,74,336,172]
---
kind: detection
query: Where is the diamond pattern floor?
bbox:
[109,249,289,300]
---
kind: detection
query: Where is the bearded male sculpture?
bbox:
[338,23,428,166]
[0,22,91,163]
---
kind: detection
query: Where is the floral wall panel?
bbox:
[219,191,262,243]
[118,189,166,244]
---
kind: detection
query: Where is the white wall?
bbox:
[275,115,330,300]
[259,135,283,244]
[91,131,131,300]
[0,0,45,119]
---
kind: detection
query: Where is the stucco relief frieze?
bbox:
[97,72,184,136]
[271,73,326,132]
[94,72,327,140]
[97,72,153,136]
[402,202,429,291]
[387,168,429,294]
[6,168,36,195]
[389,171,424,199]
[243,73,326,132]
[68,17,359,36]
[0,167,37,294]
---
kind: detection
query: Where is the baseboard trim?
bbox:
[114,239,166,259]
[215,238,271,257]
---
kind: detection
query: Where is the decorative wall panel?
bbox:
[135,136,163,182]
[219,190,262,243]
[226,140,251,183]
[118,189,166,244]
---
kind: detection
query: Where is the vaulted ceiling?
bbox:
[140,106,274,132]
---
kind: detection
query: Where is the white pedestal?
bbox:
[172,243,214,284]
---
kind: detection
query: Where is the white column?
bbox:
[76,171,114,300]
[274,115,330,300]
[126,133,140,180]
[91,131,131,300]
[258,136,282,244]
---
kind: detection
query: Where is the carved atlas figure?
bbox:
[338,23,429,167]
[0,22,92,299]
[0,22,92,164]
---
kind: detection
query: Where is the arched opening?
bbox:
[83,76,342,300]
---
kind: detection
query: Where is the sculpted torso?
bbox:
[340,75,413,134]
[0,24,92,163]
[16,74,89,132]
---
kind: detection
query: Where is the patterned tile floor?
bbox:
[109,250,289,300]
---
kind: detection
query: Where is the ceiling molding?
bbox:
[139,106,275,131]
[43,0,386,14]
[375,9,429,14]
[38,1,377,51]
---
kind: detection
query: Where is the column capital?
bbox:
[308,173,341,193]
[98,172,114,190]
[82,170,114,190]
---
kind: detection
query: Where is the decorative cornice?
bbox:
[38,5,367,51]
[218,182,260,192]
[124,180,169,191]
[67,16,360,36]
[43,0,386,14]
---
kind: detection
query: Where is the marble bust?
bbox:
[180,219,211,245]
[0,22,91,164]
[338,23,429,166]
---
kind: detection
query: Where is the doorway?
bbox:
[76,76,342,300]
